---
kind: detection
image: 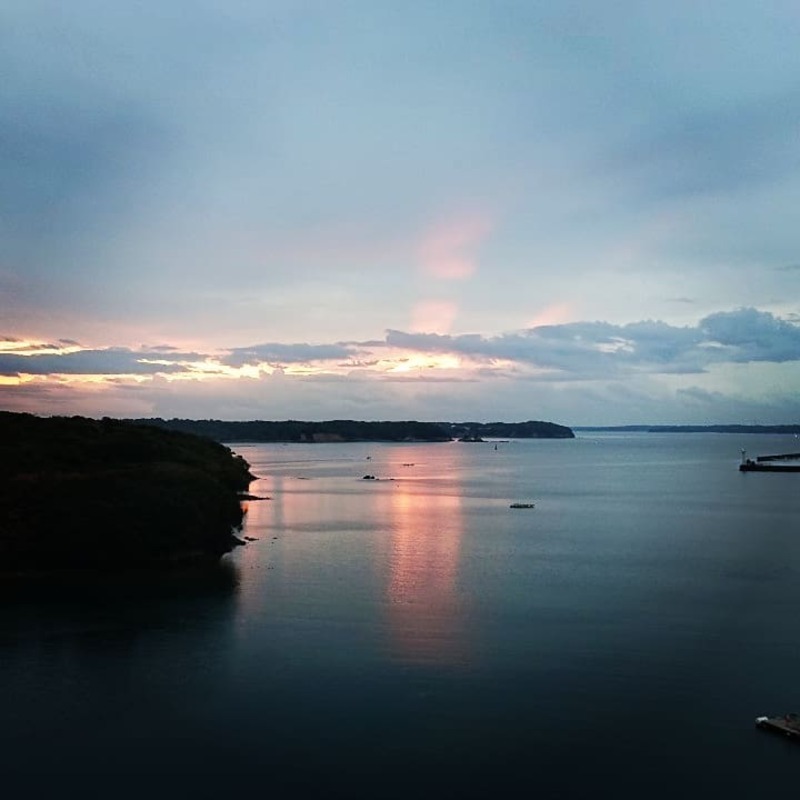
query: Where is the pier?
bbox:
[756,715,800,740]
[739,450,800,472]
[756,451,800,462]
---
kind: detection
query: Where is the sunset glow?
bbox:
[387,353,462,374]
[527,303,576,329]
[417,212,494,280]
[3,2,800,423]
[410,299,459,335]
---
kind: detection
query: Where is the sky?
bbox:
[2,0,800,425]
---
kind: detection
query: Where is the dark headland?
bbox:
[124,418,575,442]
[0,412,255,573]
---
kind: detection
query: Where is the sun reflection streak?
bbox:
[385,451,467,665]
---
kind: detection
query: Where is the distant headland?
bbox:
[0,412,254,573]
[123,418,576,442]
[573,425,800,434]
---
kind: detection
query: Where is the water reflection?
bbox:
[384,448,467,665]
[0,559,245,787]
[233,472,328,623]
[0,558,241,646]
[232,443,471,665]
[233,480,283,622]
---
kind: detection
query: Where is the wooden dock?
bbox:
[756,715,800,740]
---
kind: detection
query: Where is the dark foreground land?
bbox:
[0,412,254,572]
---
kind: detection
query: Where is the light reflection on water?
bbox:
[3,435,800,796]
[235,442,471,665]
[383,447,466,665]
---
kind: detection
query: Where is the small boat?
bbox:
[509,502,535,509]
[755,713,800,739]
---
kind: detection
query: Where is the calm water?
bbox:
[2,433,799,797]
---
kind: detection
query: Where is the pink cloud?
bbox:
[527,302,576,328]
[417,212,493,280]
[410,300,459,334]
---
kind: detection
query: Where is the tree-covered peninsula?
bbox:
[125,418,575,442]
[128,418,453,442]
[444,420,575,440]
[0,412,254,572]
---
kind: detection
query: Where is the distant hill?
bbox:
[0,412,254,572]
[126,418,575,442]
[127,418,452,442]
[573,425,800,434]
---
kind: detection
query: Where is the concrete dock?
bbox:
[756,715,800,739]
[740,450,800,472]
[740,461,800,472]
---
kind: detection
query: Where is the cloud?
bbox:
[0,347,202,376]
[5,308,798,389]
[0,339,71,354]
[417,212,493,280]
[409,301,459,335]
[145,344,181,352]
[386,308,800,377]
[700,307,800,363]
[222,342,358,368]
[608,87,800,202]
[2,307,798,425]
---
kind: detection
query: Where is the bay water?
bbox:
[2,433,799,797]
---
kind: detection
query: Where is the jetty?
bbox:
[755,451,800,462]
[739,450,800,472]
[755,714,800,740]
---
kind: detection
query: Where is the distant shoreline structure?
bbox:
[740,449,800,472]
[574,425,800,435]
